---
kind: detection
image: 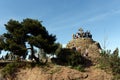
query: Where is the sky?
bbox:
[0,0,120,53]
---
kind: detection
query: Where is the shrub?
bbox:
[1,62,19,78]
[54,48,91,67]
[56,48,82,66]
[99,51,111,70]
[99,48,120,78]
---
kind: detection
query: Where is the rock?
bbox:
[66,28,101,63]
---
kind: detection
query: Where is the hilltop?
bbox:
[66,28,101,63]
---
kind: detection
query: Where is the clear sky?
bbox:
[0,0,120,52]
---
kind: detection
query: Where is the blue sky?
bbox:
[0,0,120,52]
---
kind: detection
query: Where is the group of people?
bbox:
[72,28,92,39]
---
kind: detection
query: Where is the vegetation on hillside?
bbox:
[0,18,119,80]
[99,48,120,79]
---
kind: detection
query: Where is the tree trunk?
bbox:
[30,44,40,63]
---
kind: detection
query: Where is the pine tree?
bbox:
[0,18,59,62]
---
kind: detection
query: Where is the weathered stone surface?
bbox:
[66,28,101,63]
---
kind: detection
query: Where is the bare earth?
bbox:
[14,64,113,80]
[13,38,113,80]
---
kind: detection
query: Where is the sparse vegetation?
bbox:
[0,19,119,80]
[1,62,19,79]
[99,48,120,79]
[72,65,85,72]
[51,48,92,72]
[0,61,49,79]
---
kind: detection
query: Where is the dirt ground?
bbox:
[14,64,113,80]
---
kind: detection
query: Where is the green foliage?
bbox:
[112,74,120,80]
[0,18,58,62]
[1,61,48,78]
[1,62,19,78]
[99,48,120,79]
[99,50,111,70]
[56,48,89,67]
[72,65,85,72]
[110,54,120,75]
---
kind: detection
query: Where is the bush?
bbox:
[110,54,120,75]
[99,48,120,78]
[1,62,19,78]
[99,51,111,70]
[54,48,91,67]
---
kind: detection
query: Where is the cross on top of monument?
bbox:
[79,28,83,32]
[72,28,92,39]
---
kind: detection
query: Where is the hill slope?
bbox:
[15,64,113,80]
[66,38,101,63]
[1,28,113,80]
